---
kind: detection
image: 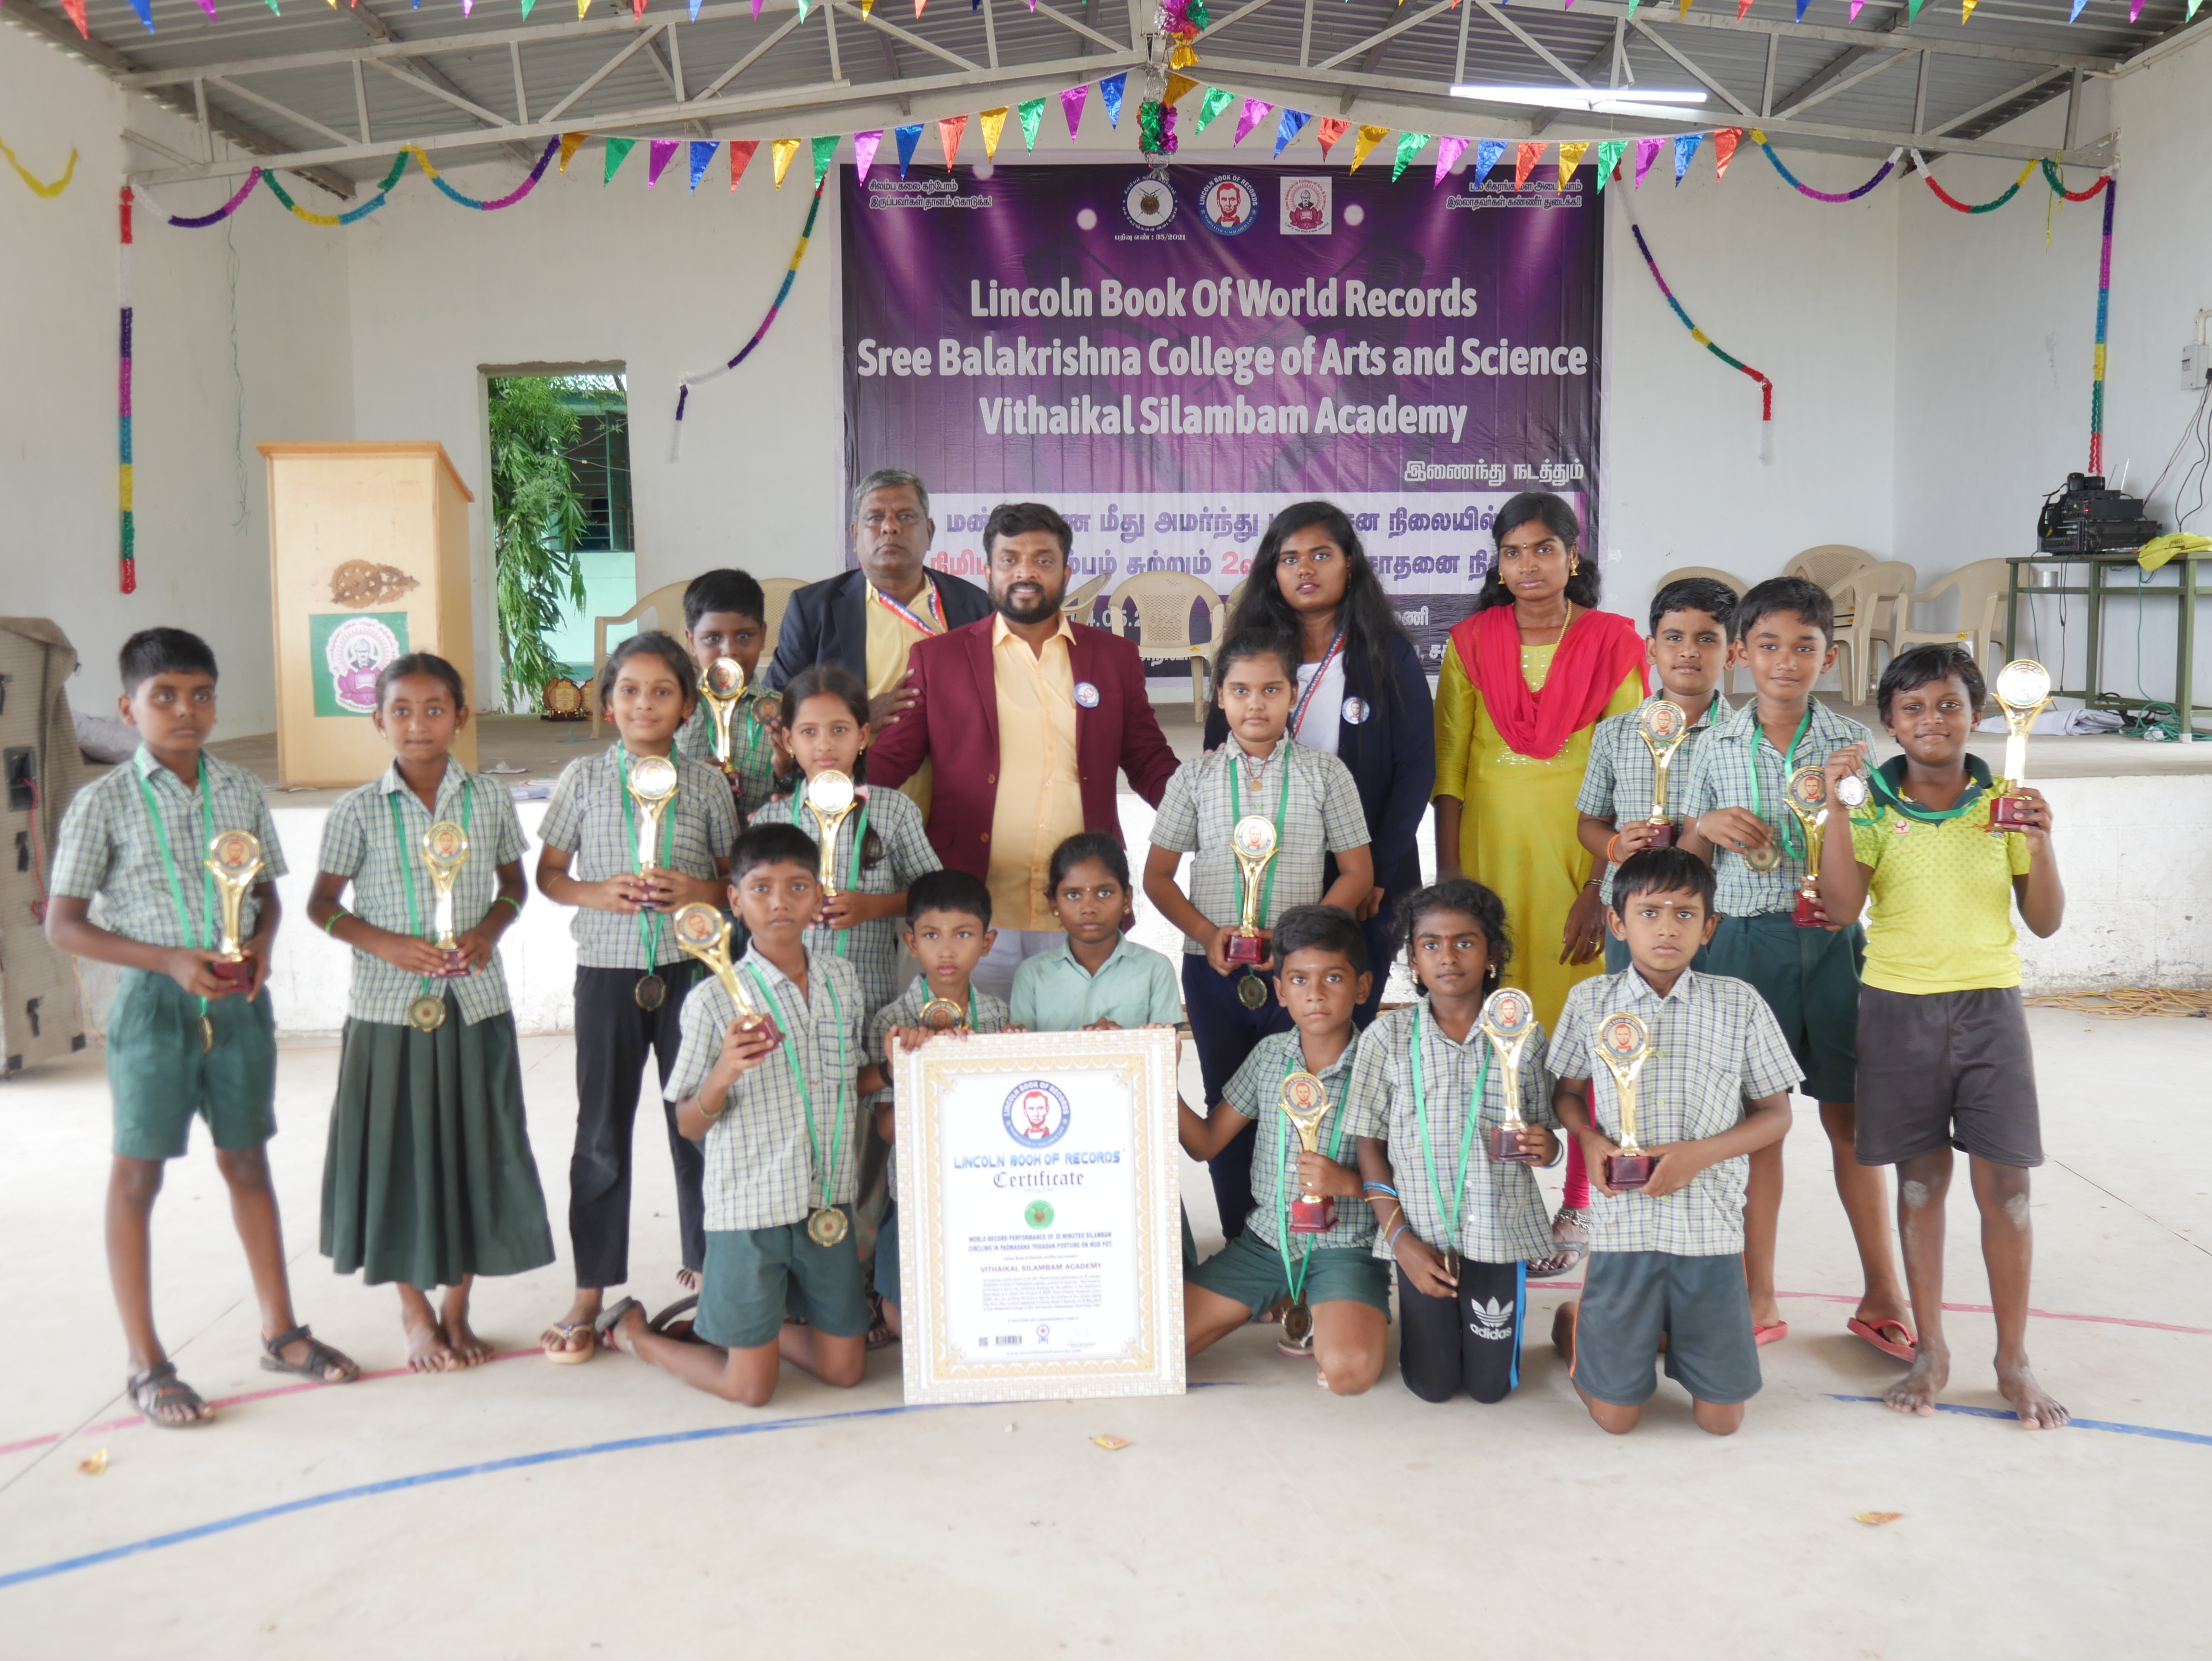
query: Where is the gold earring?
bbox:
[1569,556,1580,576]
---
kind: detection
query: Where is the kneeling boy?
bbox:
[1180,906,1389,1396]
[604,823,869,1405]
[1550,849,1798,1436]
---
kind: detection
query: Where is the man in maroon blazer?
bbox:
[869,501,1180,999]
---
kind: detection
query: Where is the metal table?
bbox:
[2004,552,2212,739]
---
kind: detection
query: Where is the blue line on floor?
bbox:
[1830,1395,2212,1445]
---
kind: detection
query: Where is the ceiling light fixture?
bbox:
[1448,85,1710,121]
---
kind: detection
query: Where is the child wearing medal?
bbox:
[1678,578,1910,1361]
[747,664,941,1018]
[536,631,739,1362]
[47,628,359,1427]
[308,654,553,1372]
[1145,625,1372,1244]
[1344,881,1560,1404]
[672,568,780,825]
[1180,906,1390,1395]
[598,822,871,1405]
[1812,645,2069,1428]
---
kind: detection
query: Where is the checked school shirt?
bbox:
[1680,699,1871,917]
[1548,966,1800,1257]
[317,761,531,1027]
[1149,739,1369,956]
[665,945,867,1232]
[539,743,739,971]
[747,784,942,1015]
[1220,1029,1373,1253]
[672,695,780,825]
[863,978,1013,1202]
[51,748,288,947]
[1341,999,1557,1266]
[1578,693,1732,907]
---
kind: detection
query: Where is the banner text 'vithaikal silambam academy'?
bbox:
[841,163,1602,661]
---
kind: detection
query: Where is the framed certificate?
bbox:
[893,1026,1186,1404]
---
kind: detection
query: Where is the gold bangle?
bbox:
[696,1093,726,1121]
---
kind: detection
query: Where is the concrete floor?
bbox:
[0,1009,2205,1656]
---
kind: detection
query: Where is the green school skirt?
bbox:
[319,996,555,1290]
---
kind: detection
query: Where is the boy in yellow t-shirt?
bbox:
[1814,645,2067,1430]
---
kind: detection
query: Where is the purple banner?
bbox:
[842,163,1602,662]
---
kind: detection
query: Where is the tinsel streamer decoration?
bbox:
[1618,187,1775,463]
[1759,133,1898,202]
[118,186,135,593]
[670,170,830,461]
[1272,108,1310,157]
[2088,177,2114,475]
[262,149,409,224]
[2041,159,2112,203]
[0,136,78,197]
[151,168,263,227]
[409,139,558,210]
[1916,152,2032,213]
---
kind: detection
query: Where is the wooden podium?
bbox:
[260,442,477,787]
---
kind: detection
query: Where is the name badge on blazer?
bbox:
[1074,681,1101,708]
[1342,696,1369,725]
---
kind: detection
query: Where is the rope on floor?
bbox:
[2022,988,2212,1018]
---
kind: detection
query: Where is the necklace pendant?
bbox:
[807,1205,849,1247]
[635,973,667,1012]
[198,1014,214,1054]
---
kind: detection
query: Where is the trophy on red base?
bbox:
[1783,765,1831,929]
[1989,659,2052,830]
[421,818,472,978]
[1594,1011,1658,1190]
[1279,1069,1336,1232]
[1636,699,1691,849]
[203,829,263,986]
[672,902,782,1046]
[699,656,749,781]
[1480,986,1540,1163]
[1224,815,1278,967]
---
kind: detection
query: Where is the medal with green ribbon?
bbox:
[1409,1004,1491,1279]
[135,759,223,1054]
[1856,755,1990,826]
[389,778,473,1033]
[741,961,852,1246]
[1274,1050,1347,1345]
[1742,706,1815,872]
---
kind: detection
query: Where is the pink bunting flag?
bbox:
[1433,134,1469,185]
[1737,0,1752,14]
[854,130,883,184]
[1849,0,1864,12]
[937,114,968,171]
[646,138,679,188]
[1633,135,1662,188]
[1233,99,1273,145]
[1061,84,1089,136]
[1514,142,1543,189]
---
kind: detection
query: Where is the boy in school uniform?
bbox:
[672,568,780,825]
[1678,576,1911,1356]
[1577,576,1738,976]
[1145,625,1374,1239]
[46,628,358,1427]
[1814,645,2069,1428]
[856,868,1013,1341]
[601,821,869,1404]
[1549,849,1800,1436]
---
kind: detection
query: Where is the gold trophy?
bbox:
[421,819,471,978]
[1990,659,2052,830]
[670,902,781,1045]
[698,656,750,778]
[805,770,860,894]
[1279,1069,1336,1236]
[1635,700,1691,848]
[626,754,680,1010]
[1594,1011,1657,1190]
[204,830,263,987]
[1783,765,1831,929]
[1480,986,1540,1164]
[1225,816,1278,997]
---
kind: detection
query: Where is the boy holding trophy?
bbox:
[47,629,359,1428]
[1813,645,2068,1429]
[1146,625,1372,1240]
[672,567,780,825]
[1549,849,1798,1436]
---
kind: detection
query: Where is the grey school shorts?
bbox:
[1855,985,2042,1168]
[1571,1250,1761,1408]
[698,1222,869,1351]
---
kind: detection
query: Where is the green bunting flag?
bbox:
[603,136,635,184]
[1195,86,1235,133]
[1595,139,1626,190]
[1017,96,1045,151]
[1392,131,1433,182]
[811,134,839,187]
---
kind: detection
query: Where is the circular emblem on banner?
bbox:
[325,616,402,717]
[1003,1079,1072,1148]
[1284,177,1328,233]
[1074,680,1101,708]
[1342,696,1369,725]
[1025,1199,1055,1229]
[1122,175,1177,231]
[1198,172,1259,237]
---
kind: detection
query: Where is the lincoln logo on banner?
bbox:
[842,164,1602,661]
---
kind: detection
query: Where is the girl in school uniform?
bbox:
[535,631,740,1362]
[1009,833,1184,1033]
[747,664,941,1019]
[308,653,553,1372]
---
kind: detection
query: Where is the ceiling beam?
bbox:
[1775,46,1911,120]
[1313,0,1455,75]
[1510,0,2115,73]
[1629,18,1759,120]
[1530,34,1618,137]
[350,0,538,166]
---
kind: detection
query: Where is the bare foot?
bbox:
[675,1266,701,1293]
[442,1311,494,1367]
[601,1301,646,1358]
[1883,1349,1948,1416]
[541,1290,603,1360]
[1997,1354,2069,1429]
[1551,1301,1577,1366]
[404,1314,456,1374]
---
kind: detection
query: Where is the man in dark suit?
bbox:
[869,502,1180,1001]
[764,467,993,731]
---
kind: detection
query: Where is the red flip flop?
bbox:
[1753,1321,1789,1347]
[1848,1317,1918,1361]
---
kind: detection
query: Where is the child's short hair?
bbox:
[597,630,698,713]
[730,821,819,883]
[1878,642,1986,725]
[683,568,766,633]
[119,627,217,692]
[1734,576,1835,646]
[1391,878,1511,981]
[1045,831,1130,897]
[1272,903,1368,977]
[1648,577,1739,639]
[906,868,993,929]
[374,651,465,711]
[1214,623,1299,686]
[1609,847,1718,917]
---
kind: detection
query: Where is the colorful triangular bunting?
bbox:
[604,135,635,184]
[811,135,838,188]
[1234,98,1274,145]
[980,106,1009,158]
[688,140,717,191]
[729,139,758,189]
[938,114,968,171]
[1017,96,1045,151]
[1100,73,1128,128]
[1314,117,1349,159]
[1633,134,1661,188]
[853,130,883,183]
[1473,138,1506,184]
[1195,86,1235,133]
[1594,138,1625,190]
[1349,124,1388,173]
[771,137,801,189]
[1392,132,1432,182]
[895,124,923,176]
[1673,131,1702,183]
[1273,109,1310,157]
[1713,127,1741,178]
[1434,134,1469,185]
[1557,140,1590,186]
[1061,84,1089,136]
[558,132,586,174]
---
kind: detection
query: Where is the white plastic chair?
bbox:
[1887,558,2012,684]
[1825,560,1918,705]
[1105,570,1227,722]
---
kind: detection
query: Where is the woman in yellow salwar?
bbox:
[1433,492,1646,1273]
